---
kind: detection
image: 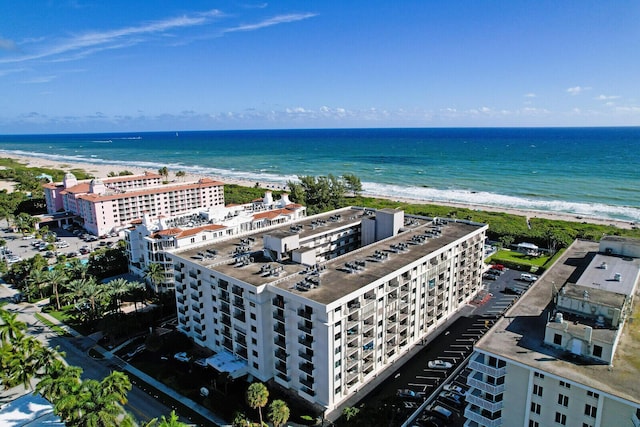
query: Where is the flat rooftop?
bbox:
[475,239,640,404]
[173,207,485,305]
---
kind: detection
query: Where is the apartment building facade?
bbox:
[43,172,225,236]
[465,237,640,427]
[169,207,487,413]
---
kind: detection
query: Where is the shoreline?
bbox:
[1,153,635,230]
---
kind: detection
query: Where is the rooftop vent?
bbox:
[599,262,608,269]
[614,273,621,281]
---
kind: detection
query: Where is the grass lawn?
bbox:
[35,313,70,337]
[488,248,565,273]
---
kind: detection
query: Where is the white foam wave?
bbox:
[362,182,640,222]
[3,149,638,222]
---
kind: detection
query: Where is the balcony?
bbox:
[275,349,287,361]
[274,337,286,349]
[469,356,506,378]
[297,308,312,320]
[233,298,244,309]
[298,322,312,334]
[464,406,502,427]
[275,362,287,374]
[298,350,313,362]
[468,373,505,395]
[298,334,313,348]
[299,376,314,389]
[466,389,504,413]
[274,324,286,335]
[299,362,314,375]
[273,310,285,322]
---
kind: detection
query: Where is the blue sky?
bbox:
[1,1,639,133]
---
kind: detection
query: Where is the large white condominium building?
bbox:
[465,236,640,427]
[168,207,487,413]
[125,192,306,293]
[43,172,225,236]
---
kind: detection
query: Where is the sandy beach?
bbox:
[1,153,635,230]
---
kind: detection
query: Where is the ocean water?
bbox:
[1,127,639,222]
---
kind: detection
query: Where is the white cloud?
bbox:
[524,93,536,98]
[21,75,57,84]
[566,86,591,96]
[0,9,223,64]
[594,94,620,101]
[223,13,317,33]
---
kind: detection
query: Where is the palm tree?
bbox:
[0,309,26,343]
[27,268,48,300]
[65,257,89,280]
[143,410,188,427]
[175,171,186,181]
[45,268,67,310]
[268,399,290,427]
[126,281,146,313]
[105,278,130,313]
[64,277,90,307]
[158,166,169,182]
[36,360,83,402]
[144,262,165,293]
[246,382,269,426]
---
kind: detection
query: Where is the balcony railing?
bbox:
[464,406,502,427]
[469,358,506,378]
[298,350,313,362]
[466,392,504,413]
[299,376,314,388]
[468,374,505,395]
[299,362,314,375]
[298,322,312,334]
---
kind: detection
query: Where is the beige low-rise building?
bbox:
[465,236,640,427]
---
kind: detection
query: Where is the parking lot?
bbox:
[1,225,123,265]
[362,266,536,426]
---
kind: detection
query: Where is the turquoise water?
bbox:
[1,127,639,221]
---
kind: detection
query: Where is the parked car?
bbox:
[504,286,523,295]
[173,352,191,362]
[483,273,498,281]
[416,416,445,427]
[491,264,506,271]
[397,388,426,400]
[520,273,538,282]
[443,383,468,397]
[438,391,465,408]
[428,360,453,370]
[425,405,452,423]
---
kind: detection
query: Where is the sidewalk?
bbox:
[38,311,231,427]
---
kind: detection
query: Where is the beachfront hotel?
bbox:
[43,172,225,236]
[168,207,487,413]
[125,192,306,293]
[464,236,640,427]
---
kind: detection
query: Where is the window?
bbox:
[584,404,597,417]
[593,345,603,358]
[586,391,599,399]
[555,412,567,425]
[559,380,571,389]
[530,402,541,414]
[553,333,562,345]
[529,421,540,427]
[582,424,594,427]
[557,394,569,407]
[251,338,257,345]
[533,384,543,396]
[534,372,545,379]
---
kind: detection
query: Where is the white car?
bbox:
[443,384,468,397]
[173,352,191,362]
[428,359,453,370]
[520,273,538,282]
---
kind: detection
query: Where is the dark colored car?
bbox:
[504,286,523,295]
[438,391,465,409]
[483,273,498,281]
